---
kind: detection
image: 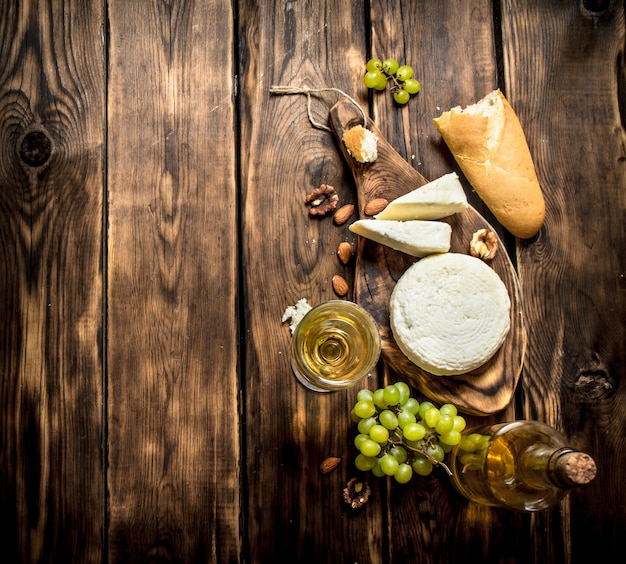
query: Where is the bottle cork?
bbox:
[556,452,597,486]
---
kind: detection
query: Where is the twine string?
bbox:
[269,86,368,131]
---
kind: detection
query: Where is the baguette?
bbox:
[433,90,545,239]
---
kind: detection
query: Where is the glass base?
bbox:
[292,363,332,392]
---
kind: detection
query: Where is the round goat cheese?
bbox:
[389,253,511,376]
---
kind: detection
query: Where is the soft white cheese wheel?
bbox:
[389,253,511,375]
[349,219,451,257]
[375,172,468,221]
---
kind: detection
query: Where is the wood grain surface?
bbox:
[106,1,240,561]
[0,1,104,561]
[0,1,624,563]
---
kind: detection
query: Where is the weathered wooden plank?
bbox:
[0,0,104,561]
[106,1,240,561]
[238,1,386,561]
[502,0,626,561]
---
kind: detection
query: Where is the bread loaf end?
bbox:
[434,90,545,238]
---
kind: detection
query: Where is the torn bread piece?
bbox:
[342,125,378,163]
[433,90,545,239]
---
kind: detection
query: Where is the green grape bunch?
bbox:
[350,382,466,484]
[362,57,421,105]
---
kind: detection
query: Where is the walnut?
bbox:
[469,229,498,261]
[305,184,339,216]
[342,477,371,509]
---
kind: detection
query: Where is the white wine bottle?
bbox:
[449,420,597,511]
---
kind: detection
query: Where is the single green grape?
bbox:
[373,388,387,410]
[379,409,399,430]
[354,399,376,419]
[369,424,390,444]
[371,458,386,477]
[439,403,458,417]
[350,409,360,423]
[374,74,388,91]
[417,401,434,419]
[382,58,399,75]
[363,70,384,89]
[403,78,421,94]
[394,381,411,404]
[354,433,369,450]
[435,413,454,435]
[396,65,413,81]
[424,406,440,428]
[360,438,382,457]
[400,397,420,415]
[439,429,462,446]
[389,445,408,464]
[379,453,400,476]
[355,453,378,471]
[402,422,426,442]
[411,454,433,476]
[356,388,374,402]
[394,463,413,484]
[382,384,401,406]
[452,415,466,432]
[366,58,383,72]
[357,416,377,434]
[426,443,445,463]
[397,410,416,429]
[393,88,410,105]
[461,433,489,452]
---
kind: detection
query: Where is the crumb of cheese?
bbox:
[282,298,312,334]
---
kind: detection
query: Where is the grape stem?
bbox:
[269,85,368,131]
[390,429,454,476]
[388,75,405,94]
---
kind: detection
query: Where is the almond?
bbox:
[334,204,355,226]
[364,198,389,216]
[332,274,349,297]
[337,242,353,265]
[320,457,341,474]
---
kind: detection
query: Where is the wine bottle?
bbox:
[449,420,597,511]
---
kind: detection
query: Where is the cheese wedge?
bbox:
[349,219,451,257]
[375,172,468,221]
[389,253,511,376]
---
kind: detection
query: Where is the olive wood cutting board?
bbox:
[329,98,527,416]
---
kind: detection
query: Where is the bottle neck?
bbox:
[519,445,597,490]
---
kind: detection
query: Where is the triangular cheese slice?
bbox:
[375,172,468,220]
[349,219,451,257]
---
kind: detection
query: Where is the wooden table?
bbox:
[1,1,624,562]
